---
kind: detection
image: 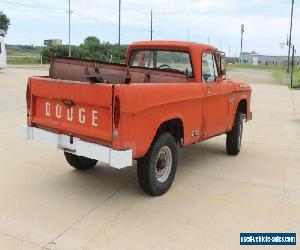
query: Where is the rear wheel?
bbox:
[137,132,177,196]
[226,111,244,155]
[64,152,97,171]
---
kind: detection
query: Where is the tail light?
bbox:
[26,80,31,110]
[114,95,120,128]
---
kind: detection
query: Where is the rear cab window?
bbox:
[129,50,194,77]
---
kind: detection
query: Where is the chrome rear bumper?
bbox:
[22,125,132,169]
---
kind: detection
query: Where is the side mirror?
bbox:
[220,56,226,76]
[216,51,226,77]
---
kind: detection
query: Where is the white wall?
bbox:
[0,36,7,69]
[239,53,253,64]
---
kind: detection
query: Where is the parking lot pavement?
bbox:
[0,67,299,250]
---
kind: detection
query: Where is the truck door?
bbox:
[201,52,230,139]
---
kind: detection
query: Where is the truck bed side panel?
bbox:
[114,83,205,158]
[50,57,189,84]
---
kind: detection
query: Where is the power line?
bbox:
[287,0,294,73]
[241,24,245,54]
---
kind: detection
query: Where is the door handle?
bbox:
[207,87,212,94]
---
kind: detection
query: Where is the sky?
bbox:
[0,0,299,56]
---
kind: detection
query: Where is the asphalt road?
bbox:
[0,67,299,250]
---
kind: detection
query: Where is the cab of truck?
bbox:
[126,41,225,83]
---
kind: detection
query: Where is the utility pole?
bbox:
[187,28,190,41]
[287,0,294,73]
[207,37,210,44]
[150,9,153,40]
[291,44,295,87]
[68,0,71,57]
[118,0,121,61]
[240,24,245,55]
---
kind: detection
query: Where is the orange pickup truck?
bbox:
[23,41,252,196]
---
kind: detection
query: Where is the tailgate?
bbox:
[29,77,113,142]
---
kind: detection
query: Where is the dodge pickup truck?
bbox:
[23,41,252,196]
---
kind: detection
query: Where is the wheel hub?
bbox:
[155,146,172,183]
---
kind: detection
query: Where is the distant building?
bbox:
[44,39,62,46]
[240,51,300,66]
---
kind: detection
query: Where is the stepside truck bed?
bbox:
[24,57,190,168]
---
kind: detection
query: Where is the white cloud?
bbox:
[1,0,299,55]
[193,0,232,12]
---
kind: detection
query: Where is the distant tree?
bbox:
[0,11,10,37]
[83,36,101,48]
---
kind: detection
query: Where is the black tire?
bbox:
[137,132,178,196]
[226,111,244,155]
[64,152,98,171]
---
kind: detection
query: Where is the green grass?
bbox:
[289,68,300,89]
[6,47,41,65]
[294,68,300,83]
[7,56,40,64]
[228,63,300,87]
[271,67,285,85]
[7,48,40,56]
[227,63,286,85]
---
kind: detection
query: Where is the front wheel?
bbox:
[64,152,98,171]
[226,111,244,155]
[137,132,178,196]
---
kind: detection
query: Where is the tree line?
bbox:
[42,37,128,63]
